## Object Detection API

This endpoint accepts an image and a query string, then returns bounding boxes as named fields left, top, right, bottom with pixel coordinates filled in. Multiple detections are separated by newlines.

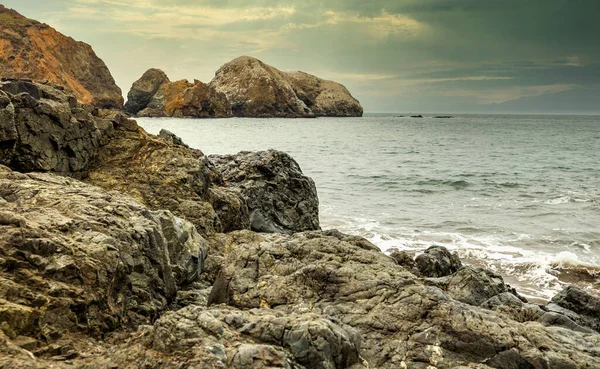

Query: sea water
left=138, top=114, right=600, bottom=301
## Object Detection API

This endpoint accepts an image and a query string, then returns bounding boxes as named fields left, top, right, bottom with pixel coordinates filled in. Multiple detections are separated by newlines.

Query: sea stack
left=124, top=69, right=232, bottom=118
left=209, top=56, right=363, bottom=118
left=0, top=5, right=123, bottom=109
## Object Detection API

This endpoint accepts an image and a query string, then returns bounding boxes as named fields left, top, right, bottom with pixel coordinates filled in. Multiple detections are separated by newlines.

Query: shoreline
left=1, top=79, right=600, bottom=368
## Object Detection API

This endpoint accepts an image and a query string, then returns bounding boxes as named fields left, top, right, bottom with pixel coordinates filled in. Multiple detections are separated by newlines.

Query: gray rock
left=549, top=285, right=600, bottom=333
left=209, top=150, right=320, bottom=233
left=158, top=129, right=189, bottom=148
left=0, top=80, right=103, bottom=178
left=415, top=246, right=462, bottom=277
left=0, top=165, right=206, bottom=339
left=124, top=68, right=169, bottom=114
left=445, top=266, right=517, bottom=306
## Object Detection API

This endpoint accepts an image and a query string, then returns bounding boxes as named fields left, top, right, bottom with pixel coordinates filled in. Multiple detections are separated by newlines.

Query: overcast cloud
left=3, top=0, right=599, bottom=113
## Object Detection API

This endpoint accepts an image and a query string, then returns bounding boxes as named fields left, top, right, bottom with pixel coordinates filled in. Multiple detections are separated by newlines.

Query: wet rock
left=209, top=150, right=320, bottom=233
left=414, top=245, right=462, bottom=277
left=548, top=285, right=600, bottom=333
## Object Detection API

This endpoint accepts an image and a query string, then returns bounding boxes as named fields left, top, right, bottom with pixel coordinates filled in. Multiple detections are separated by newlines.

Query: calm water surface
left=139, top=114, right=600, bottom=300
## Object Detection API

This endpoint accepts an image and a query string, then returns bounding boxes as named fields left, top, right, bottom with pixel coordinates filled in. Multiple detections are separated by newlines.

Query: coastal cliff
left=125, top=56, right=363, bottom=118
left=0, top=5, right=123, bottom=109
left=1, top=78, right=600, bottom=368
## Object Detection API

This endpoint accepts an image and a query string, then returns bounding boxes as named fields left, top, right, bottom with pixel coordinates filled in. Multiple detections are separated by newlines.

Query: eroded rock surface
left=125, top=69, right=232, bottom=118
left=210, top=150, right=320, bottom=233
left=209, top=56, right=362, bottom=118
left=0, top=5, right=123, bottom=108
left=207, top=231, right=600, bottom=368
left=0, top=78, right=250, bottom=235
left=0, top=165, right=206, bottom=341
left=285, top=71, right=364, bottom=117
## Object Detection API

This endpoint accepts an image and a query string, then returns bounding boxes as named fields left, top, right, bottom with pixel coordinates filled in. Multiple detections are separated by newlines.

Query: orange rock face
left=0, top=5, right=123, bottom=109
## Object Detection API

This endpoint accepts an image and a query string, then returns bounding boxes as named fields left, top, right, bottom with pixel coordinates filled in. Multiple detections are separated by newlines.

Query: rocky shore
left=1, top=78, right=600, bottom=368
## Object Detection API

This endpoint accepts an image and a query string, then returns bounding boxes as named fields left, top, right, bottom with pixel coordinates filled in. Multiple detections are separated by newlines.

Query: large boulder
left=547, top=286, right=600, bottom=333
left=209, top=56, right=363, bottom=118
left=125, top=69, right=232, bottom=118
left=0, top=78, right=250, bottom=236
left=209, top=150, right=320, bottom=233
left=414, top=245, right=462, bottom=277
left=210, top=56, right=313, bottom=118
left=0, top=165, right=207, bottom=340
left=123, top=68, right=169, bottom=114
left=0, top=80, right=102, bottom=178
left=0, top=5, right=123, bottom=109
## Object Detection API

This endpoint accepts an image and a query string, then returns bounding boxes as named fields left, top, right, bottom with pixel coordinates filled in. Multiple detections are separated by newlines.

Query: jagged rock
left=0, top=78, right=250, bottom=236
left=548, top=285, right=600, bottom=333
left=147, top=305, right=360, bottom=369
left=0, top=5, right=123, bottom=108
left=389, top=249, right=415, bottom=270
left=444, top=266, right=520, bottom=306
left=209, top=150, right=320, bottom=233
left=415, top=246, right=462, bottom=277
left=123, top=68, right=169, bottom=114
left=285, top=71, right=364, bottom=117
left=125, top=69, right=231, bottom=118
left=210, top=56, right=362, bottom=118
left=0, top=79, right=102, bottom=178
left=158, top=129, right=189, bottom=148
left=205, top=230, right=600, bottom=368
left=0, top=165, right=206, bottom=340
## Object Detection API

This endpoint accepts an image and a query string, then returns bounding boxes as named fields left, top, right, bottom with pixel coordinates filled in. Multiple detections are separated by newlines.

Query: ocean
left=138, top=114, right=600, bottom=301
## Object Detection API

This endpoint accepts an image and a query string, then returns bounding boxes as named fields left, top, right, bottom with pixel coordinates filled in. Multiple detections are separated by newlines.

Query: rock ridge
left=0, top=5, right=123, bottom=109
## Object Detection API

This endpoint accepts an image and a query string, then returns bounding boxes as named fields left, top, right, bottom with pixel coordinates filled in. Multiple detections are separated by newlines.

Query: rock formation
left=125, top=57, right=363, bottom=118
left=2, top=80, right=600, bottom=367
left=0, top=78, right=320, bottom=238
left=209, top=56, right=363, bottom=118
left=210, top=150, right=320, bottom=233
left=0, top=164, right=206, bottom=340
left=0, top=5, right=123, bottom=109
left=285, top=71, right=364, bottom=117
left=124, top=69, right=231, bottom=118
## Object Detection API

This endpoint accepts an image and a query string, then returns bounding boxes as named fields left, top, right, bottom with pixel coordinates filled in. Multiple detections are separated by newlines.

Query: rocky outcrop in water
left=210, top=150, right=320, bottom=233
left=209, top=56, right=363, bottom=118
left=124, top=68, right=232, bottom=118
left=125, top=57, right=363, bottom=118
left=285, top=71, right=364, bottom=117
left=0, top=5, right=123, bottom=109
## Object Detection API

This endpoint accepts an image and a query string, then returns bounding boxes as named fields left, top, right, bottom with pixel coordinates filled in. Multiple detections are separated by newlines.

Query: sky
left=3, top=0, right=600, bottom=113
